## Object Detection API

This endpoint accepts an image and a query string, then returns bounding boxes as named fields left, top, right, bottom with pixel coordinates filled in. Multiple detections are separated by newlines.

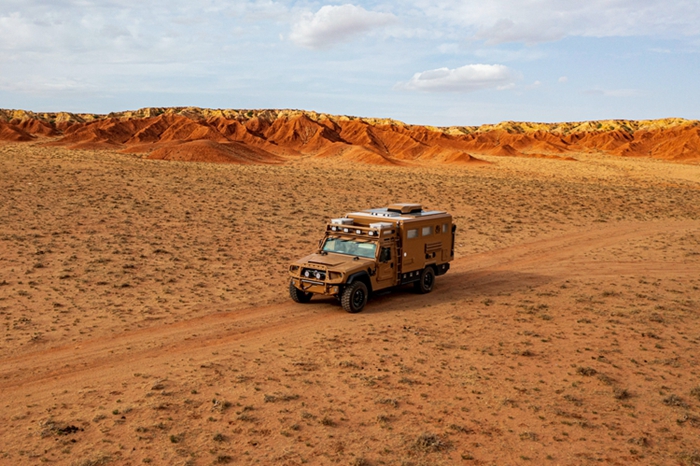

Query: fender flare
left=346, top=271, right=373, bottom=293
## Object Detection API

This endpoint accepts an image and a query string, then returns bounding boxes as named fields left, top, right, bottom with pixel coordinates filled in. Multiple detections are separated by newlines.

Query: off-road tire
left=289, top=280, right=313, bottom=303
left=414, top=267, right=435, bottom=294
left=341, top=281, right=368, bottom=313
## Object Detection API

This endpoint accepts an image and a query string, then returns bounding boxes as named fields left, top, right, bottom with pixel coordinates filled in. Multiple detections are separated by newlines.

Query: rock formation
left=1, top=107, right=698, bottom=164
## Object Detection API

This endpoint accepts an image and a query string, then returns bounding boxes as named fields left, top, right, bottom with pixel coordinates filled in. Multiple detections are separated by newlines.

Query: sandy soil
left=1, top=142, right=700, bottom=465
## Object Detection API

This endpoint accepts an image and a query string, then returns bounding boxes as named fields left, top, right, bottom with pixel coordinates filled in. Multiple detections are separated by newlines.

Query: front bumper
left=290, top=277, right=340, bottom=296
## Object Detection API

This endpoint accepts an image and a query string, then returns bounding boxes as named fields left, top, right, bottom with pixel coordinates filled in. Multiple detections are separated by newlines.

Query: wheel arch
left=422, top=263, right=439, bottom=277
left=346, top=271, right=373, bottom=294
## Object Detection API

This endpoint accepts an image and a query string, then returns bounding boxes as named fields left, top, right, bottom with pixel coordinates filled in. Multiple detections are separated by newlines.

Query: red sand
left=1, top=142, right=699, bottom=465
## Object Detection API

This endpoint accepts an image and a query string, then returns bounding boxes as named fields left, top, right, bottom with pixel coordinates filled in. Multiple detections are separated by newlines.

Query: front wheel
left=414, top=267, right=435, bottom=294
left=341, top=281, right=368, bottom=313
left=289, top=280, right=313, bottom=303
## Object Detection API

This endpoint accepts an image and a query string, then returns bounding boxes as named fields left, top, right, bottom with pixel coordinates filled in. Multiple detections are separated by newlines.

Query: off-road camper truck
left=288, top=203, right=455, bottom=313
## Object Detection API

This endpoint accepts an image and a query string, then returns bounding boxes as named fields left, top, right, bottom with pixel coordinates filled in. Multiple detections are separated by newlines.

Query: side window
left=442, top=223, right=448, bottom=234
left=407, top=229, right=418, bottom=239
left=380, top=247, right=391, bottom=262
left=421, top=226, right=432, bottom=236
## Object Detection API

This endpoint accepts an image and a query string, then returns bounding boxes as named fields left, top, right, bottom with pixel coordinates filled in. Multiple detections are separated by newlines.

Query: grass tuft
left=412, top=432, right=452, bottom=452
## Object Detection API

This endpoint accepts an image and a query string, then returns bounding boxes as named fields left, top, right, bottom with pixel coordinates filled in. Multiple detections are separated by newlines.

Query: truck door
left=376, top=241, right=397, bottom=285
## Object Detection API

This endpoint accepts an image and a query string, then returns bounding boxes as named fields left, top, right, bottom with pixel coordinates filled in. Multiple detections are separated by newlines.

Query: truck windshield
left=323, top=238, right=377, bottom=259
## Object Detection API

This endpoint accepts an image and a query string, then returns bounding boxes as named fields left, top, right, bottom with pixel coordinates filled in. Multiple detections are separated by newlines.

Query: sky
left=1, top=0, right=700, bottom=126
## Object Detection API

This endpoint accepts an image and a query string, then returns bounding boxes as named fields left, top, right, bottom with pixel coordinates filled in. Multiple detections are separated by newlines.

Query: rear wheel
left=414, top=267, right=435, bottom=294
left=289, top=280, right=312, bottom=303
left=341, top=281, right=368, bottom=313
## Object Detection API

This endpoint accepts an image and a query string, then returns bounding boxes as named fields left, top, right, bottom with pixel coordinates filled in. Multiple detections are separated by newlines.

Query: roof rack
left=326, top=221, right=396, bottom=237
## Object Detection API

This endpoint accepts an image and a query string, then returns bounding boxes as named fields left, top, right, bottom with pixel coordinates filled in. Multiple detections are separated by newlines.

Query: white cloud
left=474, top=17, right=566, bottom=44
left=583, top=88, right=640, bottom=97
left=0, top=76, right=89, bottom=94
left=437, top=43, right=460, bottom=54
left=0, top=11, right=42, bottom=50
left=407, top=0, right=700, bottom=44
left=289, top=4, right=396, bottom=49
left=471, top=46, right=546, bottom=62
left=397, top=64, right=518, bottom=92
left=558, top=76, right=569, bottom=83
left=0, top=1, right=289, bottom=59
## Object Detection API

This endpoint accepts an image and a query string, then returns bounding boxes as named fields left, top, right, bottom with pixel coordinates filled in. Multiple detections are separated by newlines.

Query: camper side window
left=407, top=229, right=418, bottom=239
left=442, top=223, right=448, bottom=234
left=421, top=226, right=432, bottom=236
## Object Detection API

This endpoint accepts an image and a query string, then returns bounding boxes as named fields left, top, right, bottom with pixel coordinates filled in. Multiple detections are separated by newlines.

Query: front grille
left=302, top=268, right=326, bottom=281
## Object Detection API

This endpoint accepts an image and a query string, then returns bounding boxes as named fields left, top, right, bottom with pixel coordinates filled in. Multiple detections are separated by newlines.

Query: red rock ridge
left=1, top=107, right=698, bottom=165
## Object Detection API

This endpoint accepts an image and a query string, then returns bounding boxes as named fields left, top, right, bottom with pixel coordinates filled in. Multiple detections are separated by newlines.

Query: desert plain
left=1, top=109, right=700, bottom=466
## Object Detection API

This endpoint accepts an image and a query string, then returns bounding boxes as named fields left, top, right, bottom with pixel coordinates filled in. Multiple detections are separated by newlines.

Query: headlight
left=301, top=268, right=326, bottom=280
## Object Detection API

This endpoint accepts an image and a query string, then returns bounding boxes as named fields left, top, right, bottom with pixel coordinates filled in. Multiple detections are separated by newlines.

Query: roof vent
left=387, top=203, right=422, bottom=214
